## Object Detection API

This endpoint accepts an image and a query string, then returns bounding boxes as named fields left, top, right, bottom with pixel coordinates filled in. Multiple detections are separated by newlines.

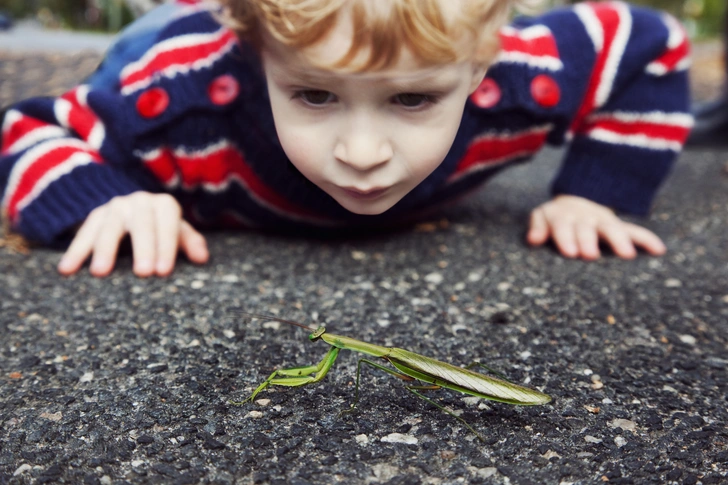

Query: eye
left=295, top=90, right=336, bottom=106
left=393, top=93, right=435, bottom=108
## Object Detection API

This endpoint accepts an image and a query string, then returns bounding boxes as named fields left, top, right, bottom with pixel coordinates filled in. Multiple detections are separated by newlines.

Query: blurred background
left=0, top=0, right=724, bottom=37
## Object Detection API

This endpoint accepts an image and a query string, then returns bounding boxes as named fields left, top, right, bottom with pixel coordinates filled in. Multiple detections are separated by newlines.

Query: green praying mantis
left=233, top=312, right=551, bottom=441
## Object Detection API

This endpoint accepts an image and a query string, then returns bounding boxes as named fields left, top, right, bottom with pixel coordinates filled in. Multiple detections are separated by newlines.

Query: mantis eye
left=309, top=326, right=326, bottom=341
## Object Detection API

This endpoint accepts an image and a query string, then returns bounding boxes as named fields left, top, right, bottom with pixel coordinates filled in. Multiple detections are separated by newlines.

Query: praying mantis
left=233, top=312, right=551, bottom=441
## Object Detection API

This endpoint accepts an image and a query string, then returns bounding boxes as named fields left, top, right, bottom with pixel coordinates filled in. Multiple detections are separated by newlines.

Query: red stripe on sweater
left=570, top=3, right=624, bottom=132
left=450, top=128, right=550, bottom=180
left=7, top=145, right=101, bottom=219
left=142, top=143, right=326, bottom=221
left=500, top=28, right=559, bottom=59
left=120, top=28, right=237, bottom=92
left=578, top=118, right=691, bottom=143
left=60, top=89, right=101, bottom=142
left=1, top=115, right=50, bottom=155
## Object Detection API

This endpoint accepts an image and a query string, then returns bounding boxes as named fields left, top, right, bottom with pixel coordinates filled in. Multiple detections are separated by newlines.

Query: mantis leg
left=231, top=346, right=340, bottom=404
left=406, top=388, right=486, bottom=443
left=339, top=358, right=415, bottom=416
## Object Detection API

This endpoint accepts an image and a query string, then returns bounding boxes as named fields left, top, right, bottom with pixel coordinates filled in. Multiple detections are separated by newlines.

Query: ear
left=468, top=63, right=489, bottom=94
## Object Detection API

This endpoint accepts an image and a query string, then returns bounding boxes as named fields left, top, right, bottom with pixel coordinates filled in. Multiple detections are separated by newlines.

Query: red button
left=208, top=74, right=240, bottom=106
left=530, top=74, right=560, bottom=108
left=136, top=87, right=169, bottom=118
left=470, top=78, right=501, bottom=109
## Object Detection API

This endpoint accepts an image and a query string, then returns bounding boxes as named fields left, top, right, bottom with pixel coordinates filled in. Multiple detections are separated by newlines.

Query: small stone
left=584, top=405, right=600, bottom=414
left=351, top=250, right=366, bottom=261
left=355, top=434, right=369, bottom=446
left=381, top=433, right=418, bottom=445
left=542, top=450, right=560, bottom=459
left=40, top=411, right=62, bottom=422
left=190, top=280, right=205, bottom=289
left=584, top=436, right=602, bottom=444
left=223, top=329, right=235, bottom=339
left=131, top=460, right=144, bottom=468
left=255, top=399, right=271, bottom=407
left=614, top=436, right=627, bottom=448
left=100, top=476, right=112, bottom=485
left=664, top=278, right=682, bottom=288
left=678, top=334, right=697, bottom=345
left=606, top=315, right=616, bottom=325
left=246, top=411, right=263, bottom=419
left=79, top=372, right=94, bottom=383
left=13, top=464, right=31, bottom=476
left=424, top=272, right=443, bottom=284
left=220, top=274, right=239, bottom=283
left=610, top=418, right=637, bottom=432
left=8, top=372, right=22, bottom=379
left=591, top=381, right=604, bottom=390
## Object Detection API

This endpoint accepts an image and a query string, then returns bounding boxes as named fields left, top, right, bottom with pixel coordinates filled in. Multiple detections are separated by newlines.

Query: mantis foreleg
left=231, top=346, right=341, bottom=404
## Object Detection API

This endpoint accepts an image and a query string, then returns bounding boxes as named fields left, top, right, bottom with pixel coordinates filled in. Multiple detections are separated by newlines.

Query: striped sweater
left=0, top=1, right=692, bottom=244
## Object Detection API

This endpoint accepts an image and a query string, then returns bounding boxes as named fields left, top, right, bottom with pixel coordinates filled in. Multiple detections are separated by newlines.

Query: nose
left=333, top=120, right=393, bottom=172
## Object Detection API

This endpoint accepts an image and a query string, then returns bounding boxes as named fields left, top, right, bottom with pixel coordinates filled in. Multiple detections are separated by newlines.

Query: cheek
left=268, top=98, right=327, bottom=179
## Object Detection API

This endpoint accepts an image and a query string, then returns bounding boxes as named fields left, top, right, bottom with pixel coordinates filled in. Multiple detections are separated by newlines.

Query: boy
left=0, top=0, right=692, bottom=278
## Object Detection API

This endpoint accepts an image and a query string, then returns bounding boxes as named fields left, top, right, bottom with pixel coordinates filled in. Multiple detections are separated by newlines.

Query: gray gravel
left=1, top=50, right=727, bottom=485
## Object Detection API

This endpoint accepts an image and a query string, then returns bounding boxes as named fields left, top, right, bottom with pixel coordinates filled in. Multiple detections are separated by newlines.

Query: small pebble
left=614, top=436, right=627, bottom=448
left=245, top=411, right=263, bottom=419
left=13, top=464, right=31, bottom=476
left=584, top=436, right=602, bottom=444
left=678, top=334, right=697, bottom=345
left=664, top=278, right=682, bottom=288
left=355, top=434, right=369, bottom=446
left=610, top=418, right=637, bottom=432
left=254, top=399, right=271, bottom=407
left=381, top=433, right=418, bottom=445
left=424, top=272, right=443, bottom=284
left=79, top=372, right=94, bottom=383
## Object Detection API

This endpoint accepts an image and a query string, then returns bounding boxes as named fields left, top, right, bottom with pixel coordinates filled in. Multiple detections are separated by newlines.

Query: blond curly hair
left=219, top=0, right=541, bottom=71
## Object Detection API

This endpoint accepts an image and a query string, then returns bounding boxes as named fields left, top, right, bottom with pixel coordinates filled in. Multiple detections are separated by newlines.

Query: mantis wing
left=388, top=348, right=551, bottom=405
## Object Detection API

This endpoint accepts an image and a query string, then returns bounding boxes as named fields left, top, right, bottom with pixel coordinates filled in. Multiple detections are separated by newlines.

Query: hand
left=527, top=195, right=666, bottom=260
left=57, top=191, right=209, bottom=277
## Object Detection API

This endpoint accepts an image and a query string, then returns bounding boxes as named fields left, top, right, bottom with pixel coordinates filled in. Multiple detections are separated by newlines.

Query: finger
left=89, top=212, right=127, bottom=277
left=58, top=210, right=104, bottom=275
left=153, top=196, right=182, bottom=276
left=128, top=196, right=157, bottom=277
left=550, top=220, right=579, bottom=258
left=599, top=222, right=637, bottom=259
left=179, top=221, right=209, bottom=265
left=527, top=208, right=550, bottom=246
left=624, top=223, right=667, bottom=256
left=575, top=224, right=601, bottom=260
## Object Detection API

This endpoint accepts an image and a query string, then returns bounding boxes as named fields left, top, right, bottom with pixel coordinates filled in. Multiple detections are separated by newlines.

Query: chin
left=336, top=197, right=397, bottom=216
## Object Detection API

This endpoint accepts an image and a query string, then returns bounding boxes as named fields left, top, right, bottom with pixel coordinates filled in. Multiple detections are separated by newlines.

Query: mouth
left=341, top=186, right=389, bottom=200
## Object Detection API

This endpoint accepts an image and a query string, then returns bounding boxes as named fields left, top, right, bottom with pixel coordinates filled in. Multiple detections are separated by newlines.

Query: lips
left=341, top=186, right=389, bottom=200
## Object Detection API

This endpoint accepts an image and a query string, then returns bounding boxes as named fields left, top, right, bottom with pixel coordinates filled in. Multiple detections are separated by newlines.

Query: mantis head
left=309, top=326, right=327, bottom=341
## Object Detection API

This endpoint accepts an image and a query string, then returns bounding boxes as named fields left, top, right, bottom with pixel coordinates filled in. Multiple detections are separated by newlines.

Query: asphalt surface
left=1, top=43, right=727, bottom=485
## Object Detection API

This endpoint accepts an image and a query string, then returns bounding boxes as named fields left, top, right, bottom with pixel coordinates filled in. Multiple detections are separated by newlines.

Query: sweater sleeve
left=550, top=2, right=693, bottom=215
left=0, top=86, right=149, bottom=244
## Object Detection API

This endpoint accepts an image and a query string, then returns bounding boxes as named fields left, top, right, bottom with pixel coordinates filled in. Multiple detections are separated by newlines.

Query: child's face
left=261, top=13, right=486, bottom=215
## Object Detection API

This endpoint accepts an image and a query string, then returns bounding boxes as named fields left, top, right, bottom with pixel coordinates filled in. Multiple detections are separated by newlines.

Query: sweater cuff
left=552, top=138, right=676, bottom=216
left=16, top=163, right=143, bottom=245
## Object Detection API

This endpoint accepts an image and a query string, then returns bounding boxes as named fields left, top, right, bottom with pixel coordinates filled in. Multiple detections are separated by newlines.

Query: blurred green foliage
left=0, top=0, right=133, bottom=31
left=628, top=0, right=725, bottom=38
